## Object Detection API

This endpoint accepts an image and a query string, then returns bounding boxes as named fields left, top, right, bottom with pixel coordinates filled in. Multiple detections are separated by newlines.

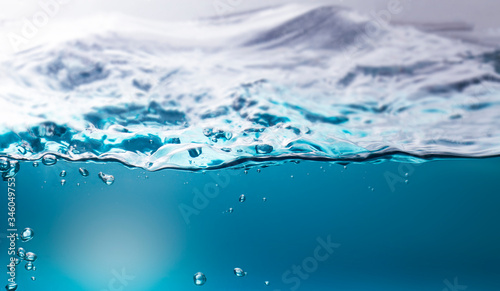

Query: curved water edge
left=1, top=4, right=499, bottom=171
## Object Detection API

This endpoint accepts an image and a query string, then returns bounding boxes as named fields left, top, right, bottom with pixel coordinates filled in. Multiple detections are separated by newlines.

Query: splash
left=0, top=5, right=499, bottom=170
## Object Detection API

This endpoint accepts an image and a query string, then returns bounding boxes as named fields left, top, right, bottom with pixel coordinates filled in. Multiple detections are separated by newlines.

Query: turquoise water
left=1, top=3, right=500, bottom=290
left=2, top=157, right=500, bottom=290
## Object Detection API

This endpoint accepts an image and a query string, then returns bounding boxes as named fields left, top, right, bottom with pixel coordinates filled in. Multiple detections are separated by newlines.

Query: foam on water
left=1, top=4, right=499, bottom=170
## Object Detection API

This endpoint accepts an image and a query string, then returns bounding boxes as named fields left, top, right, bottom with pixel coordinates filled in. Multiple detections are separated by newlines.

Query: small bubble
left=5, top=282, right=17, bottom=291
left=291, top=175, right=294, bottom=178
left=14, top=258, right=20, bottom=265
left=193, top=272, right=207, bottom=286
left=344, top=166, right=347, bottom=170
left=61, top=179, right=66, bottom=186
left=79, top=168, right=89, bottom=177
left=405, top=173, right=409, bottom=177
left=98, top=172, right=115, bottom=185
left=234, top=267, right=246, bottom=277
left=0, top=157, right=10, bottom=172
left=257, top=169, right=261, bottom=173
left=20, top=228, right=34, bottom=242
left=262, top=197, right=267, bottom=202
left=25, top=262, right=33, bottom=271
left=32, top=162, right=39, bottom=167
left=239, top=194, right=246, bottom=203
left=264, top=281, right=270, bottom=286
left=2, top=160, right=19, bottom=179
left=405, top=180, right=409, bottom=184
left=25, top=252, right=37, bottom=262
left=76, top=183, right=80, bottom=186
left=31, top=277, right=36, bottom=281
left=227, top=208, right=233, bottom=213
left=17, top=247, right=26, bottom=258
left=244, top=170, right=248, bottom=174
left=255, top=144, right=273, bottom=154
left=60, top=170, right=66, bottom=177
left=41, top=154, right=57, bottom=166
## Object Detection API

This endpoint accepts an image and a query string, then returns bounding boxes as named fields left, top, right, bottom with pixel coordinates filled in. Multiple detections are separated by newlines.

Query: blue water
left=2, top=157, right=500, bottom=290
left=1, top=3, right=500, bottom=290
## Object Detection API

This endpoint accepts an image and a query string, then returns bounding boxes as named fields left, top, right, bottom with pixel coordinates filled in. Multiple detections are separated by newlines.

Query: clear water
left=2, top=157, right=500, bottom=290
left=1, top=3, right=500, bottom=291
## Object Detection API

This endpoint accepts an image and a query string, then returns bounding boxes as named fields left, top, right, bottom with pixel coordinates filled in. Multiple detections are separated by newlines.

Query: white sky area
left=0, top=0, right=499, bottom=55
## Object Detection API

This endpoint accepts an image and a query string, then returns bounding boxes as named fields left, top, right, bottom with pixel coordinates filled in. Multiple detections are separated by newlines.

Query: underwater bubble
left=0, top=157, right=10, bottom=172
left=14, top=258, right=20, bottom=265
left=31, top=277, right=36, bottom=281
left=405, top=180, right=409, bottom=184
left=98, top=172, right=115, bottom=185
left=32, top=265, right=36, bottom=271
left=79, top=167, right=89, bottom=177
left=5, top=282, right=17, bottom=291
left=262, top=197, right=267, bottom=202
left=32, top=162, right=39, bottom=167
left=227, top=207, right=233, bottom=213
left=20, top=228, right=34, bottom=242
left=265, top=281, right=270, bottom=286
left=41, top=154, right=57, bottom=166
left=60, top=170, right=66, bottom=177
left=239, top=194, right=246, bottom=203
left=17, top=247, right=26, bottom=258
left=257, top=169, right=261, bottom=173
left=405, top=173, right=409, bottom=177
left=244, top=170, right=248, bottom=174
left=60, top=179, right=66, bottom=186
left=255, top=144, right=273, bottom=154
left=25, top=252, right=37, bottom=262
left=2, top=160, right=20, bottom=179
left=25, top=262, right=33, bottom=270
left=234, top=267, right=246, bottom=277
left=193, top=272, right=206, bottom=286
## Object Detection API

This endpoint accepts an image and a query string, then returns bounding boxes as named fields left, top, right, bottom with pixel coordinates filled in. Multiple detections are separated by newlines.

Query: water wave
left=1, top=4, right=499, bottom=170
